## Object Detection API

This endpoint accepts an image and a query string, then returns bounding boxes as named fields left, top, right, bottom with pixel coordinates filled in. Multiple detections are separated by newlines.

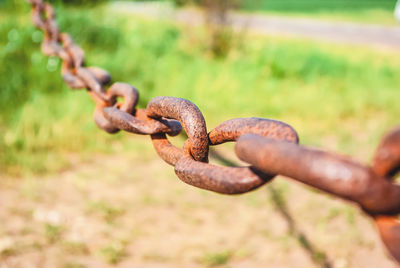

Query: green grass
left=44, top=223, right=63, bottom=243
left=98, top=241, right=127, bottom=264
left=201, top=250, right=233, bottom=266
left=87, top=200, right=125, bottom=224
left=242, top=0, right=396, bottom=12
left=1, top=3, right=400, bottom=176
left=243, top=9, right=398, bottom=25
left=241, top=0, right=398, bottom=25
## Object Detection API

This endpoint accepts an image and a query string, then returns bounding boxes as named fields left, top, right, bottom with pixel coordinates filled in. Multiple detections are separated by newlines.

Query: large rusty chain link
left=27, top=0, right=400, bottom=263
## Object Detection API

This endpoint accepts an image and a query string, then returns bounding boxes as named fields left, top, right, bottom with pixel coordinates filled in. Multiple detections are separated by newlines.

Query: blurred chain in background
left=27, top=0, right=400, bottom=263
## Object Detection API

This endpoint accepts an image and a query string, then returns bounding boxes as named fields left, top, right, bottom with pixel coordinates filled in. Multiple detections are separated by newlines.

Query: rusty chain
left=27, top=0, right=400, bottom=263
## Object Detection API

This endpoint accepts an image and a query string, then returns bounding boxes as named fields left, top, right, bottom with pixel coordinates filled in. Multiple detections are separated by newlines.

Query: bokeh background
left=1, top=0, right=400, bottom=267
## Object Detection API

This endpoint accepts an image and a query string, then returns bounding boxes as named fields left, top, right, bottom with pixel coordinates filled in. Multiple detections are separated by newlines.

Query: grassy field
left=1, top=3, right=400, bottom=176
left=241, top=0, right=398, bottom=25
left=1, top=2, right=400, bottom=267
left=242, top=0, right=397, bottom=11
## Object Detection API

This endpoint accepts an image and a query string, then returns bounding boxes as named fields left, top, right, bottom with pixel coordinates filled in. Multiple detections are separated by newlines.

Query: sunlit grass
left=98, top=241, right=127, bottom=265
left=243, top=9, right=398, bottom=25
left=1, top=4, right=400, bottom=176
left=241, top=0, right=397, bottom=25
left=201, top=250, right=233, bottom=266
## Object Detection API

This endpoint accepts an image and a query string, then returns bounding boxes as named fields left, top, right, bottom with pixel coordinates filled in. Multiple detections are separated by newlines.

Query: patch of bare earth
left=0, top=137, right=397, bottom=267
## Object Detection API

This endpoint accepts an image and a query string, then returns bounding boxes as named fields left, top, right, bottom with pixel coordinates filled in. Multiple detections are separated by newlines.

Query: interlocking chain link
left=27, top=0, right=400, bottom=263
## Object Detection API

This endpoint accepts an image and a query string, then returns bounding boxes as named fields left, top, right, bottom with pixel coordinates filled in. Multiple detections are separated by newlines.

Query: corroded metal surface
left=208, top=117, right=299, bottom=145
left=175, top=155, right=274, bottom=194
left=371, top=133, right=400, bottom=263
left=151, top=133, right=187, bottom=166
left=373, top=127, right=400, bottom=178
left=235, top=132, right=400, bottom=261
left=375, top=216, right=400, bottom=262
left=174, top=118, right=299, bottom=194
left=27, top=0, right=400, bottom=264
left=147, top=96, right=209, bottom=163
left=235, top=134, right=400, bottom=215
left=103, top=108, right=182, bottom=136
left=93, top=82, right=139, bottom=133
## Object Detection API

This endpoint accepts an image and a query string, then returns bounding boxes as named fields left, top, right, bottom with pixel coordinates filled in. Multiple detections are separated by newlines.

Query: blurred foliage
left=240, top=0, right=398, bottom=24
left=1, top=3, right=400, bottom=177
left=0, top=2, right=121, bottom=121
left=166, top=0, right=396, bottom=12
left=167, top=0, right=397, bottom=25
left=241, top=0, right=396, bottom=12
left=201, top=250, right=232, bottom=266
left=51, top=0, right=109, bottom=6
left=165, top=0, right=397, bottom=11
left=0, top=2, right=124, bottom=176
left=0, top=0, right=108, bottom=9
left=201, top=0, right=242, bottom=57
left=170, top=0, right=194, bottom=7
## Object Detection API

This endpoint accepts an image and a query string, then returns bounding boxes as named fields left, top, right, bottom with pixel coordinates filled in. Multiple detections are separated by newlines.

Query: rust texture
left=371, top=132, right=400, bottom=264
left=373, top=127, right=400, bottom=178
left=235, top=134, right=400, bottom=215
left=209, top=117, right=299, bottom=145
left=235, top=132, right=400, bottom=261
left=175, top=155, right=274, bottom=194
left=174, top=118, right=299, bottom=194
left=151, top=133, right=186, bottom=166
left=147, top=96, right=209, bottom=163
left=103, top=108, right=182, bottom=136
left=375, top=216, right=400, bottom=262
left=93, top=82, right=139, bottom=133
left=27, top=0, right=400, bottom=264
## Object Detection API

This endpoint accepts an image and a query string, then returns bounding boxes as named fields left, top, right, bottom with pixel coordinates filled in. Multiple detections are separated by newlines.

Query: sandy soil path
left=0, top=137, right=397, bottom=267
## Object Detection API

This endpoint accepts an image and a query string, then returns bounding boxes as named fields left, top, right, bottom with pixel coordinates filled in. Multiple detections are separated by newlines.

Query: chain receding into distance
left=27, top=0, right=400, bottom=263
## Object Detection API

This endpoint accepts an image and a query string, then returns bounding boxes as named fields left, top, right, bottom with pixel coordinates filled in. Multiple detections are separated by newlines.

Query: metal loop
left=60, top=33, right=85, bottom=69
left=372, top=126, right=400, bottom=179
left=58, top=34, right=109, bottom=95
left=374, top=216, right=400, bottom=263
left=43, top=3, right=55, bottom=19
left=175, top=155, right=274, bottom=194
left=235, top=134, right=400, bottom=215
left=62, top=64, right=111, bottom=90
left=43, top=3, right=58, bottom=41
left=41, top=38, right=69, bottom=59
left=371, top=126, right=400, bottom=263
left=62, top=72, right=86, bottom=89
left=151, top=133, right=187, bottom=166
left=76, top=67, right=108, bottom=101
left=87, top=67, right=111, bottom=86
left=61, top=58, right=87, bottom=89
left=174, top=118, right=298, bottom=194
left=147, top=96, right=209, bottom=163
left=93, top=83, right=138, bottom=134
left=31, top=4, right=46, bottom=29
left=59, top=33, right=74, bottom=48
left=107, top=82, right=138, bottom=113
left=103, top=108, right=182, bottom=136
left=209, top=117, right=299, bottom=145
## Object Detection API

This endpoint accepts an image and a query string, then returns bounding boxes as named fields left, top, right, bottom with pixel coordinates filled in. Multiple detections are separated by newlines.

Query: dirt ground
left=0, top=137, right=398, bottom=268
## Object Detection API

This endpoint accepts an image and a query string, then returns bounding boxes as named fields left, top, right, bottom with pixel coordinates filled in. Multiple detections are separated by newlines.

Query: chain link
left=27, top=0, right=400, bottom=263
